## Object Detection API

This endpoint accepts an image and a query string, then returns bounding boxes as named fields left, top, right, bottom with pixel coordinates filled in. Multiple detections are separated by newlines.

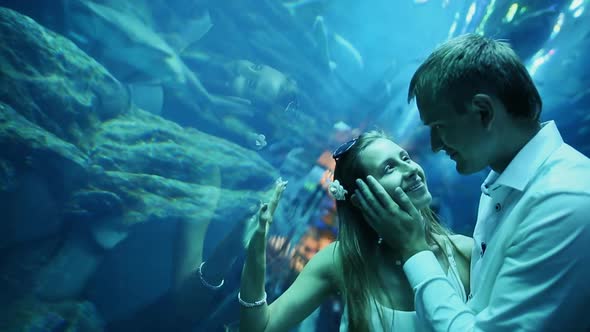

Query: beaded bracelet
left=197, top=261, right=224, bottom=290
left=238, top=291, right=267, bottom=308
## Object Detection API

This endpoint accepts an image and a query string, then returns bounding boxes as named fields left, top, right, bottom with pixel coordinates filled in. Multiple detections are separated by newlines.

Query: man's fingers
left=355, top=178, right=380, bottom=211
left=365, top=176, right=399, bottom=211
left=393, top=187, right=421, bottom=219
left=354, top=189, right=379, bottom=227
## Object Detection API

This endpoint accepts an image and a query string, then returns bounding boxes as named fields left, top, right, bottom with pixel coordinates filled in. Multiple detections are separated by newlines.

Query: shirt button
left=495, top=203, right=502, bottom=212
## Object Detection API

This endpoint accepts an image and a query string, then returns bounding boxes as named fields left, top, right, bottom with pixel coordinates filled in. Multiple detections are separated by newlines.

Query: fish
left=490, top=3, right=566, bottom=60
left=64, top=0, right=186, bottom=85
left=247, top=133, right=267, bottom=150
left=158, top=5, right=214, bottom=54
left=333, top=33, right=364, bottom=69
left=64, top=0, right=247, bottom=112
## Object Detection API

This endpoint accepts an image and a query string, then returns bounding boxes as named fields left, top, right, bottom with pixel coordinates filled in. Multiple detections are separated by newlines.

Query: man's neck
left=491, top=121, right=541, bottom=173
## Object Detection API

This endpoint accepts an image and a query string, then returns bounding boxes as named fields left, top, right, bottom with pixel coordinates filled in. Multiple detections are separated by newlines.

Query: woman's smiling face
left=358, top=138, right=432, bottom=210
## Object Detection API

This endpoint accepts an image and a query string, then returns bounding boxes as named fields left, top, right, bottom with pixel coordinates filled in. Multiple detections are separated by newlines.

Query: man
left=353, top=33, right=590, bottom=331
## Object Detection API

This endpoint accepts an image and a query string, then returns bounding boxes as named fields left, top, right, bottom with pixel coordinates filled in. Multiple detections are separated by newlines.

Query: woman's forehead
left=359, top=139, right=404, bottom=167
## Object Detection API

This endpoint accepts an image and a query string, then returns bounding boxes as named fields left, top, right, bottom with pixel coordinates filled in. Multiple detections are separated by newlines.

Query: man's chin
left=456, top=162, right=485, bottom=175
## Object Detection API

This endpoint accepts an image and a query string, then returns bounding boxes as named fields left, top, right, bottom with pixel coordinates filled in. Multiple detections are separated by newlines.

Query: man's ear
left=471, top=94, right=495, bottom=130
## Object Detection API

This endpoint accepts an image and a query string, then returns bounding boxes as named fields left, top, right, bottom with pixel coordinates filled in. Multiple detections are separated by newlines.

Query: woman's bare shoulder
left=317, top=241, right=342, bottom=270
left=316, top=241, right=343, bottom=288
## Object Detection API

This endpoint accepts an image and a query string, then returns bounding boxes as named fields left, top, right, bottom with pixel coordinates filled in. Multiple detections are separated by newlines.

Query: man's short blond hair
left=408, top=33, right=541, bottom=121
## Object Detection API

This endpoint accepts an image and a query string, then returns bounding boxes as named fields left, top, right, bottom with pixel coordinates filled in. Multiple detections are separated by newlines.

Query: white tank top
left=339, top=241, right=467, bottom=332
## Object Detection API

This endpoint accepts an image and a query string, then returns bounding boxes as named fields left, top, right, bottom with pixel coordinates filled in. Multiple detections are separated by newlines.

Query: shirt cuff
left=403, top=250, right=446, bottom=289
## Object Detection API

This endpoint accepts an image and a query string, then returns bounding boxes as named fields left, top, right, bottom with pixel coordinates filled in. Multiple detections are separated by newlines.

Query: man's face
left=418, top=100, right=493, bottom=175
left=229, top=60, right=292, bottom=106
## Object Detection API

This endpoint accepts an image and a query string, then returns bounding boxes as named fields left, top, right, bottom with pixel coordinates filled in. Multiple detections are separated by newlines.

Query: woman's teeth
left=407, top=182, right=423, bottom=191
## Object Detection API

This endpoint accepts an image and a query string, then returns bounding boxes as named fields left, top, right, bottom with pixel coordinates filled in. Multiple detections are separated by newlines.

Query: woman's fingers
left=260, top=178, right=289, bottom=227
left=259, top=202, right=274, bottom=225
left=268, top=178, right=288, bottom=216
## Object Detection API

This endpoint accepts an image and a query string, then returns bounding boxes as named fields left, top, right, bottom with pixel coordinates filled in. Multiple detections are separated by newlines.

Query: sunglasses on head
left=332, top=138, right=358, bottom=160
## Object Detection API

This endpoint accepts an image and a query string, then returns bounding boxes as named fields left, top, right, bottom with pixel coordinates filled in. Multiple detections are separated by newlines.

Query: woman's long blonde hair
left=333, top=131, right=458, bottom=331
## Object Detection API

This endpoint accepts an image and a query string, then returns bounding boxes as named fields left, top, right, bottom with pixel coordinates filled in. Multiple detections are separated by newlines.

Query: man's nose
left=430, top=132, right=444, bottom=153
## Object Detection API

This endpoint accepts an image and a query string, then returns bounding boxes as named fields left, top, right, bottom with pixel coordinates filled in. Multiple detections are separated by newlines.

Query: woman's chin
left=412, top=193, right=432, bottom=211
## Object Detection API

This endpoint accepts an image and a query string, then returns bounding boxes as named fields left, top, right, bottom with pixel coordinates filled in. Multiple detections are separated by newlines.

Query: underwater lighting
left=528, top=49, right=556, bottom=76
left=573, top=7, right=584, bottom=17
left=448, top=12, right=459, bottom=38
left=475, top=0, right=497, bottom=34
left=466, top=2, right=477, bottom=24
left=550, top=12, right=565, bottom=40
left=569, top=0, right=584, bottom=11
left=448, top=21, right=458, bottom=37
left=505, top=3, right=519, bottom=23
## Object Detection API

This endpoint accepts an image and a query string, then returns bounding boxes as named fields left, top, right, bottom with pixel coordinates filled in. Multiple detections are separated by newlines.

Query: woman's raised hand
left=258, top=177, right=288, bottom=232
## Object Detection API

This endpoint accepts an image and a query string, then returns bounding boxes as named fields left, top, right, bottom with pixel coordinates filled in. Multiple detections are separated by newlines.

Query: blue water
left=0, top=0, right=588, bottom=331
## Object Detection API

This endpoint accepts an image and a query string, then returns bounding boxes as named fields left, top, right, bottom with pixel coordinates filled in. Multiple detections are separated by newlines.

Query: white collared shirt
left=404, top=121, right=590, bottom=331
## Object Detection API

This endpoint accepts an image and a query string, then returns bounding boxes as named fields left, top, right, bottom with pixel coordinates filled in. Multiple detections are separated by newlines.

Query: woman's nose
left=403, top=164, right=419, bottom=178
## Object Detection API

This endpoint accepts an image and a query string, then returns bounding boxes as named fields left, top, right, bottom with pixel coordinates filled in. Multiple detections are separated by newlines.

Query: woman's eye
left=402, top=155, right=411, bottom=162
left=384, top=164, right=395, bottom=172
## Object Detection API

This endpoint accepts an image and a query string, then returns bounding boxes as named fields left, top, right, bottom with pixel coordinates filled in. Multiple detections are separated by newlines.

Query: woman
left=180, top=52, right=300, bottom=113
left=236, top=131, right=473, bottom=332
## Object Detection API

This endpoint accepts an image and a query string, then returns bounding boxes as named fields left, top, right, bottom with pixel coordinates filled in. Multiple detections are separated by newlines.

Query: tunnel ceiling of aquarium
left=3, top=0, right=589, bottom=154
left=1, top=1, right=589, bottom=330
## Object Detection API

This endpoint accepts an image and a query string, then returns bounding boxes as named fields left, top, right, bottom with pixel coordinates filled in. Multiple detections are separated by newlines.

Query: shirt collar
left=481, top=121, right=563, bottom=194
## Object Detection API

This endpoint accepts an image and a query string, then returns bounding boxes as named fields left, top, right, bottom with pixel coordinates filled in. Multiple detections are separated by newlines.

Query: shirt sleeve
left=404, top=251, right=474, bottom=332
left=404, top=193, right=590, bottom=332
